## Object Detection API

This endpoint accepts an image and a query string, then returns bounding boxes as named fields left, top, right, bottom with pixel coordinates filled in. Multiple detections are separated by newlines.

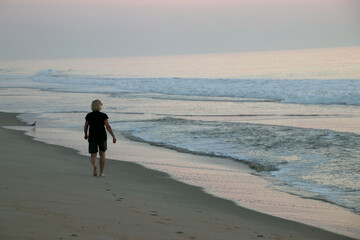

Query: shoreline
left=0, top=112, right=357, bottom=240
left=14, top=111, right=360, bottom=237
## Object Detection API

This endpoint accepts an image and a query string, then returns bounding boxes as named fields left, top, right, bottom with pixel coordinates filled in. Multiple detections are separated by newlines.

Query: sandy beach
left=0, top=112, right=356, bottom=240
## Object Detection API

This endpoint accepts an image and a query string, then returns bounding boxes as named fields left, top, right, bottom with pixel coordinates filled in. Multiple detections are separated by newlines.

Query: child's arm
left=105, top=119, right=117, bottom=143
left=84, top=120, right=89, bottom=140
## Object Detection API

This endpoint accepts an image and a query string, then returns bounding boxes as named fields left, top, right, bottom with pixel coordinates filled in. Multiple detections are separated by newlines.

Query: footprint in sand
left=150, top=210, right=159, bottom=216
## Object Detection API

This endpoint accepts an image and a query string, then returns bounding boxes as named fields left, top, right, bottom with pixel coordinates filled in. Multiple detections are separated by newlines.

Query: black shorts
left=88, top=141, right=107, bottom=154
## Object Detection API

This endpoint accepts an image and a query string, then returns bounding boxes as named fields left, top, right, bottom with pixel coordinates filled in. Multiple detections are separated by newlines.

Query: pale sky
left=0, top=0, right=359, bottom=60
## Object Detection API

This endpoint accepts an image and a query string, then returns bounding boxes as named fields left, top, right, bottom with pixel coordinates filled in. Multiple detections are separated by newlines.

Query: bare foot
left=93, top=166, right=98, bottom=176
left=100, top=173, right=105, bottom=177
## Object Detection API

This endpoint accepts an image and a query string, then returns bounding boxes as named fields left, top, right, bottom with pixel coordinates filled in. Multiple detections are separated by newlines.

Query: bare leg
left=91, top=153, right=98, bottom=176
left=99, top=151, right=106, bottom=177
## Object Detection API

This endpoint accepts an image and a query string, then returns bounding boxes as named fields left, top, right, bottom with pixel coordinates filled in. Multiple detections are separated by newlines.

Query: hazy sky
left=0, top=0, right=359, bottom=60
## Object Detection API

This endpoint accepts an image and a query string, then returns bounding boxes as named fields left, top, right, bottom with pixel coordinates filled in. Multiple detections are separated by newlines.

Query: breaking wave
left=31, top=69, right=360, bottom=105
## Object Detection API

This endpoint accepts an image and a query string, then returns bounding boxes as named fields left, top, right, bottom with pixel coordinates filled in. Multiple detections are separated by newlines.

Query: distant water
left=30, top=70, right=360, bottom=105
left=0, top=47, right=360, bottom=218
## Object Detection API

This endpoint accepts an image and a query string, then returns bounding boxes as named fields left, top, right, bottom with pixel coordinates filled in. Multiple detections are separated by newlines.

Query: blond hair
left=91, top=99, right=103, bottom=112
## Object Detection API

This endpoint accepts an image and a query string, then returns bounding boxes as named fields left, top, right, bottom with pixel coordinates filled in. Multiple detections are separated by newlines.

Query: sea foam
left=31, top=69, right=360, bottom=105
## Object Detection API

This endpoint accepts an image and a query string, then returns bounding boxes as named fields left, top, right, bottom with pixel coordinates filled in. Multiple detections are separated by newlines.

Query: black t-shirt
left=85, top=111, right=109, bottom=141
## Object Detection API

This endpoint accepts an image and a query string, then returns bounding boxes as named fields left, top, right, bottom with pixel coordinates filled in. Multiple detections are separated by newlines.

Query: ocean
left=1, top=47, right=360, bottom=237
